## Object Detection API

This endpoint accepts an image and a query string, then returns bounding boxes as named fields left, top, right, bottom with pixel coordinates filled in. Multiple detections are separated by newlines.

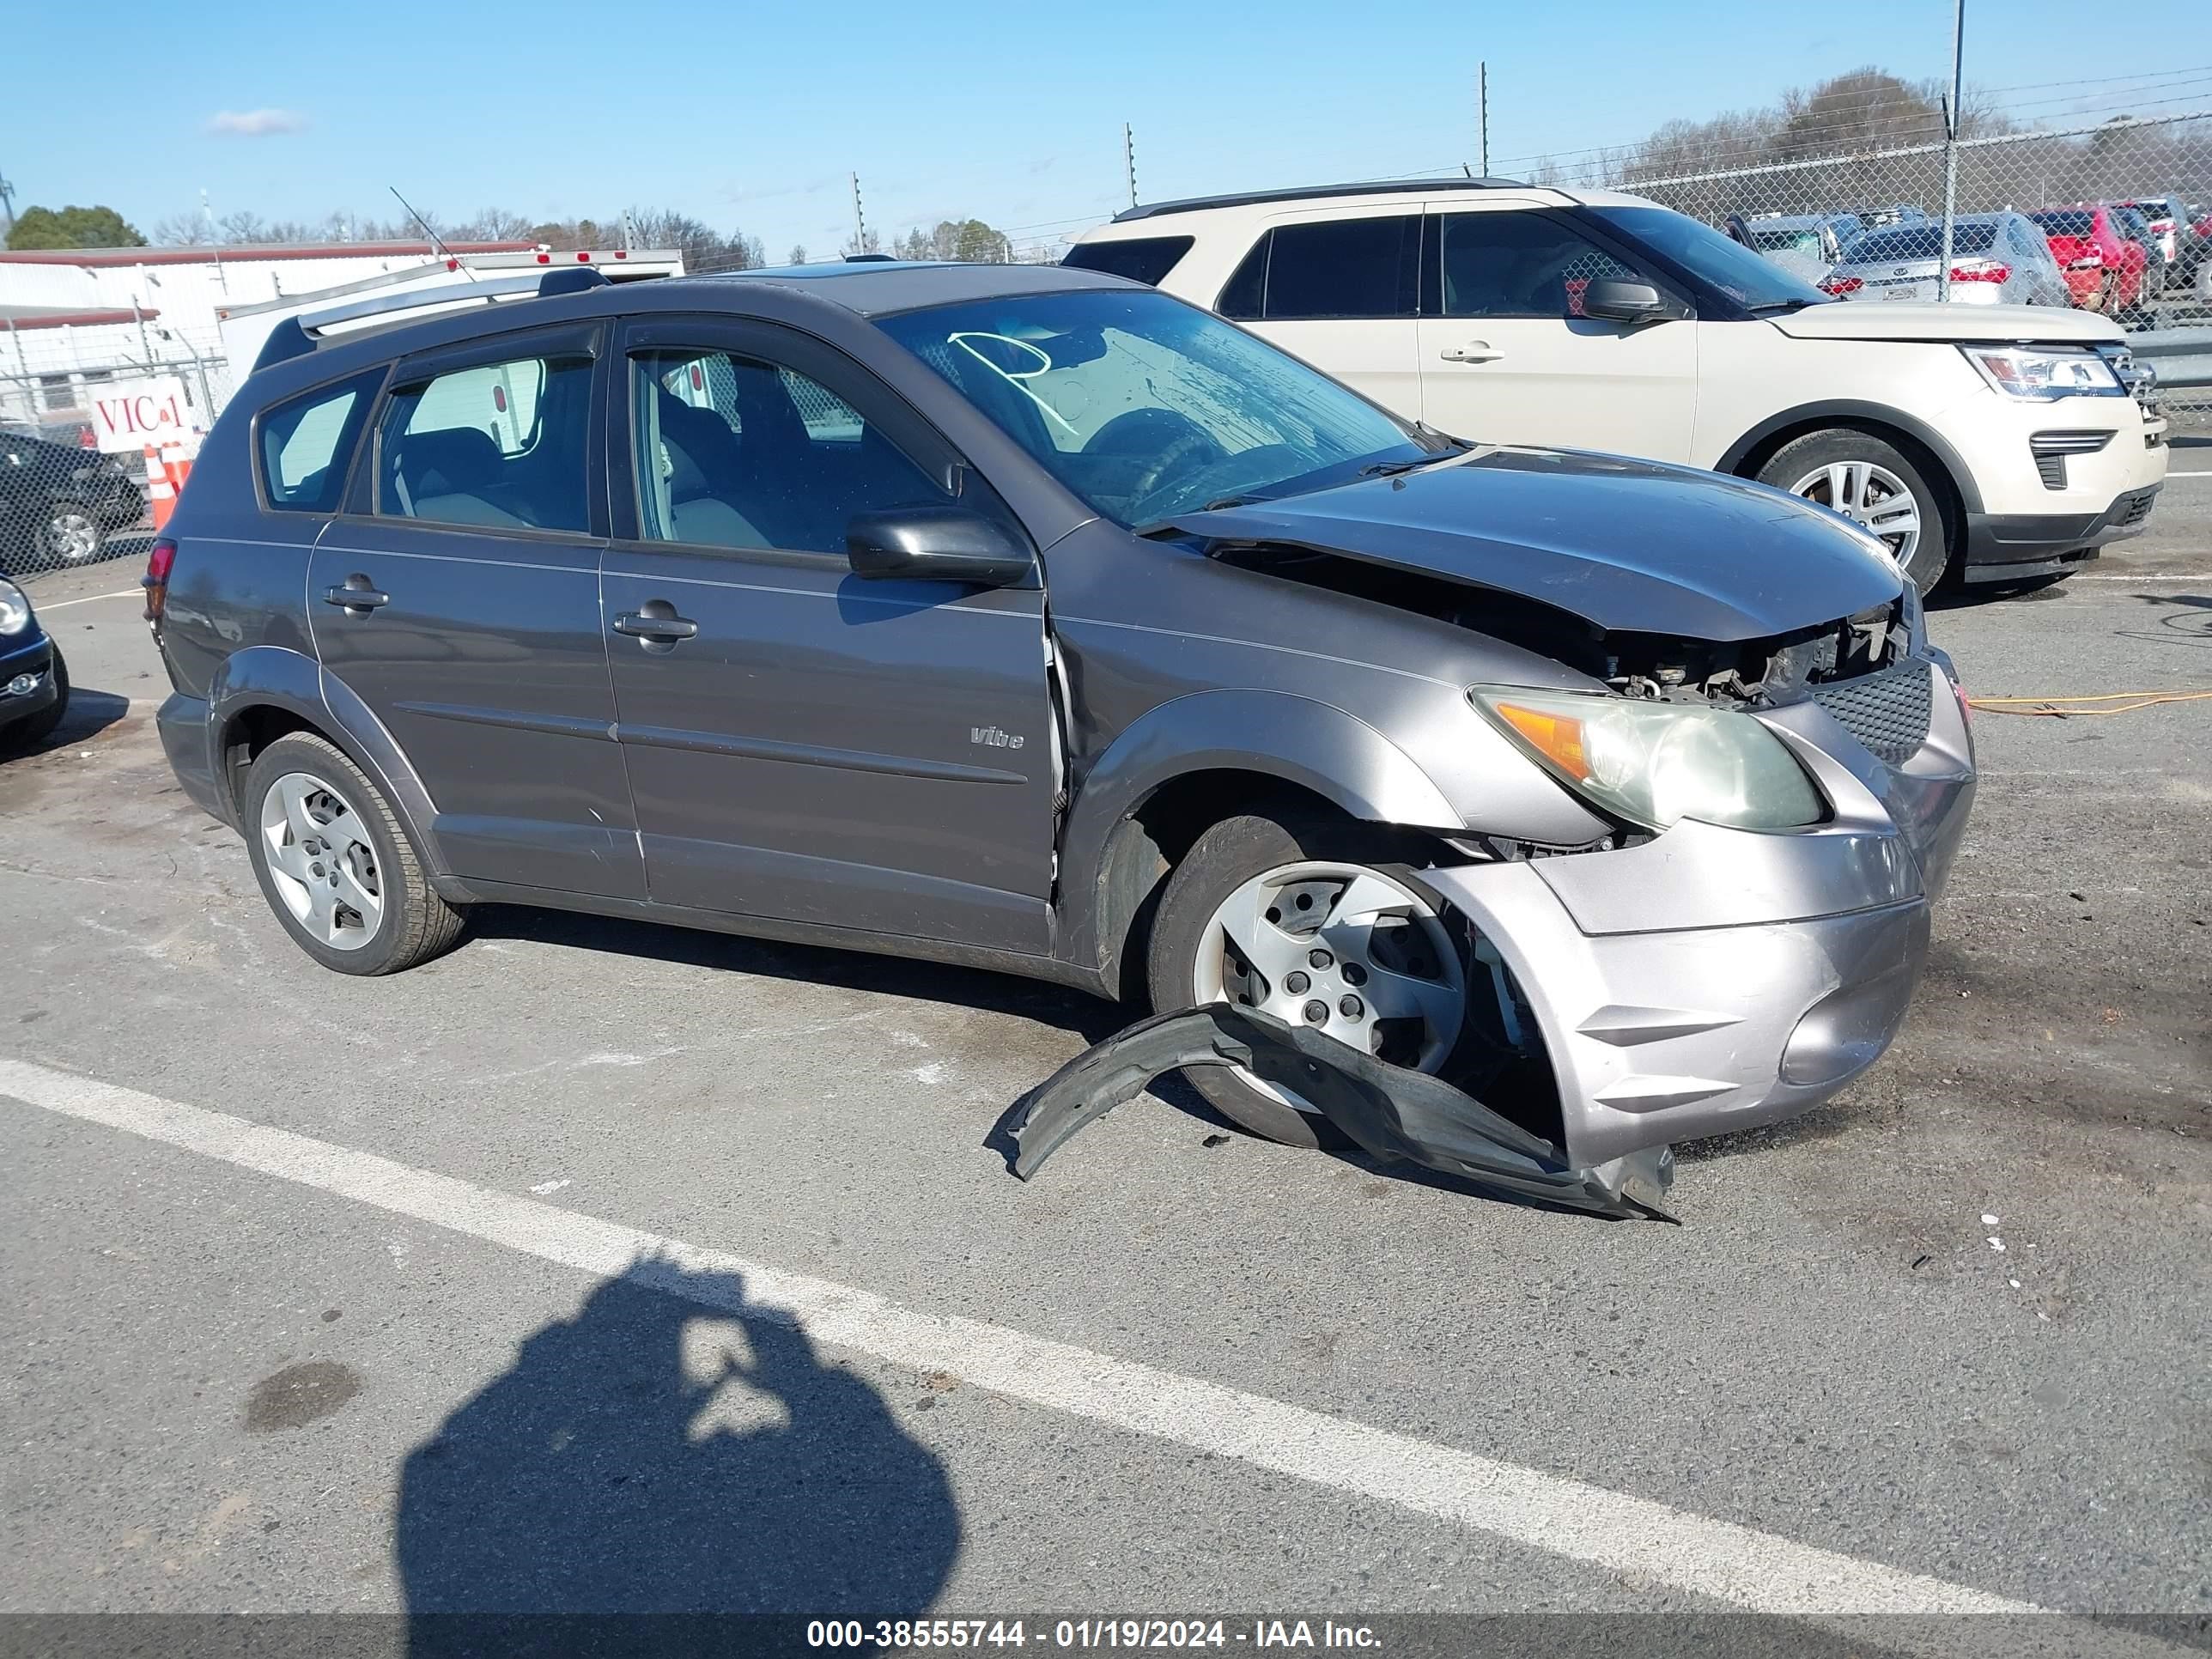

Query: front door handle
left=322, top=578, right=390, bottom=614
left=612, top=605, right=699, bottom=647
left=1438, top=342, right=1504, bottom=363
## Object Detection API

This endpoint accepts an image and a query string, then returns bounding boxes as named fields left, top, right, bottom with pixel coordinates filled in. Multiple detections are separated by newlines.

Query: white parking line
left=31, top=588, right=141, bottom=610
left=2163, top=470, right=2212, bottom=478
left=0, top=1055, right=2183, bottom=1652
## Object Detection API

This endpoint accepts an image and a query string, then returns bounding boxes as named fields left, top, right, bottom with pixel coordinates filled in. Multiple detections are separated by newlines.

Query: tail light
left=77, top=428, right=96, bottom=450
left=143, top=537, right=176, bottom=635
left=1820, top=275, right=1863, bottom=295
left=1949, top=261, right=2010, bottom=283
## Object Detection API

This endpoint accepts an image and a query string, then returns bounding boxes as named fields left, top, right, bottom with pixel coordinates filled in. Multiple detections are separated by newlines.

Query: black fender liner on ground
left=1008, top=1005, right=1675, bottom=1222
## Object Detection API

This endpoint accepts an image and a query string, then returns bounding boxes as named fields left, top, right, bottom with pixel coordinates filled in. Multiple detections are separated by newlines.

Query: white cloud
left=206, top=108, right=307, bottom=137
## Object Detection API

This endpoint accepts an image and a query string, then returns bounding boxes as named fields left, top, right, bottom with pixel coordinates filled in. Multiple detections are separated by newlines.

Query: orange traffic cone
left=160, top=439, right=192, bottom=499
left=146, top=444, right=175, bottom=530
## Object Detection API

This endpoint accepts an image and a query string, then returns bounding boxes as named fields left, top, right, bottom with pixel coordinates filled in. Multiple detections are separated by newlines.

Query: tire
left=1144, top=805, right=1467, bottom=1148
left=242, top=731, right=465, bottom=975
left=43, top=504, right=102, bottom=568
left=0, top=646, right=68, bottom=754
left=1757, top=428, right=1951, bottom=592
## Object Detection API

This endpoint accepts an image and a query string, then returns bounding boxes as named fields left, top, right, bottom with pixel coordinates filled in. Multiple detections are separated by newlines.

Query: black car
left=0, top=427, right=146, bottom=574
left=0, top=574, right=69, bottom=752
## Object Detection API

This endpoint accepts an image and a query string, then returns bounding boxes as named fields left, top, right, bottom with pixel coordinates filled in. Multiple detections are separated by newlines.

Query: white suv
left=1066, top=180, right=2169, bottom=590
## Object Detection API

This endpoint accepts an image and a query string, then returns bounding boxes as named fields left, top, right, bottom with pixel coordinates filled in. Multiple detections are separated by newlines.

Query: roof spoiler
left=251, top=266, right=611, bottom=374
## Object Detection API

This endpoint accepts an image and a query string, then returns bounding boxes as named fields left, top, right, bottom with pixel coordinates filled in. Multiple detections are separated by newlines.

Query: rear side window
left=258, top=370, right=380, bottom=513
left=1218, top=217, right=1420, bottom=320
left=377, top=353, right=592, bottom=533
left=1060, top=235, right=1195, bottom=287
left=1437, top=212, right=1646, bottom=318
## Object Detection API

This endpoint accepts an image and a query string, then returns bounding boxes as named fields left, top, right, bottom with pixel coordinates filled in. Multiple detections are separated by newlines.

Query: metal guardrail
left=2131, top=327, right=2212, bottom=392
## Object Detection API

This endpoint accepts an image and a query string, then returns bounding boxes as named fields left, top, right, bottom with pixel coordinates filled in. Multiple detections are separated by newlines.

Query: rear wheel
left=242, top=732, right=465, bottom=975
left=1145, top=807, right=1468, bottom=1147
left=43, top=505, right=101, bottom=567
left=1759, top=428, right=1950, bottom=592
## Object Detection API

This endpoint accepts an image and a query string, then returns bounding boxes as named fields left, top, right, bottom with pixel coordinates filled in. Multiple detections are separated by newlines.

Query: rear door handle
left=1438, top=342, right=1504, bottom=363
left=613, top=610, right=699, bottom=643
left=322, top=579, right=390, bottom=613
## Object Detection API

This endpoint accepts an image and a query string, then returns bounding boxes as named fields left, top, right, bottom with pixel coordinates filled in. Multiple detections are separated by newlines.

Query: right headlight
left=1471, top=687, right=1826, bottom=832
left=1960, top=343, right=2124, bottom=399
left=0, top=578, right=30, bottom=637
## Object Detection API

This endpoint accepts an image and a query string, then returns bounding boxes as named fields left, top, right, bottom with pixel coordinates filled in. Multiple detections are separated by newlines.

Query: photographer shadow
left=398, top=1261, right=959, bottom=1655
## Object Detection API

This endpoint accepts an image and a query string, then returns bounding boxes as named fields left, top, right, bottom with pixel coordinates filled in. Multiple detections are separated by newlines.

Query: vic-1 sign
left=91, top=376, right=192, bottom=454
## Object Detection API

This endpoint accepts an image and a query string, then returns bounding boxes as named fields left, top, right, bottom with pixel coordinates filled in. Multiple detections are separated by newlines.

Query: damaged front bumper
left=1012, top=1003, right=1677, bottom=1220
left=1014, top=659, right=1974, bottom=1212
left=1433, top=654, right=1976, bottom=1170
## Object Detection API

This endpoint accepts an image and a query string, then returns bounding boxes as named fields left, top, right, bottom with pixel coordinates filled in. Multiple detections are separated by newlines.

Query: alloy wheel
left=1192, top=860, right=1465, bottom=1109
left=1788, top=459, right=1923, bottom=567
left=259, top=771, right=385, bottom=950
left=45, top=509, right=99, bottom=564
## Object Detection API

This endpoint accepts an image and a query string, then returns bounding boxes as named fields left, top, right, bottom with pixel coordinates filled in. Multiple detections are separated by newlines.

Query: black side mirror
left=847, top=505, right=1032, bottom=586
left=1582, top=279, right=1685, bottom=326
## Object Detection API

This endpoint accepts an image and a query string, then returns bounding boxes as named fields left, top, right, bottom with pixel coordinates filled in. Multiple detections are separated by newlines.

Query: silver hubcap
left=1789, top=459, right=1922, bottom=566
left=1193, top=860, right=1466, bottom=1110
left=259, top=771, right=384, bottom=950
left=46, top=511, right=98, bottom=562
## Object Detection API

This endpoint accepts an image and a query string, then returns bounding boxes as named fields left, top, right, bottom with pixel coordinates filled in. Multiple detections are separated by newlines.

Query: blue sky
left=8, top=0, right=2209, bottom=255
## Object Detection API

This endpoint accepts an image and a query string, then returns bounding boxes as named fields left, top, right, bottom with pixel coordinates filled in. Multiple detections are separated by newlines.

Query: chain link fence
left=0, top=315, right=231, bottom=577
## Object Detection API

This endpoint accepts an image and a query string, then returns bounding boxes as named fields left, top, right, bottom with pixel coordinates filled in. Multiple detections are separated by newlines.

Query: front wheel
left=1759, top=428, right=1951, bottom=591
left=1145, top=807, right=1469, bottom=1147
left=243, top=732, right=465, bottom=975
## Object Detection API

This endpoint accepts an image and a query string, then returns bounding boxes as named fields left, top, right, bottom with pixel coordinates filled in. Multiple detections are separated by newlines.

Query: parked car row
left=1735, top=197, right=2208, bottom=314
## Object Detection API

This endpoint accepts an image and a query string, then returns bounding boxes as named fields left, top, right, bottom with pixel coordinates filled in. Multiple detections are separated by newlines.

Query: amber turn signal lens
left=1491, top=701, right=1591, bottom=781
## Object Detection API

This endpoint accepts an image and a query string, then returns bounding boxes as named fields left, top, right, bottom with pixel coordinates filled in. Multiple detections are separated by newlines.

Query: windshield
left=876, top=288, right=1437, bottom=526
left=1845, top=223, right=2000, bottom=261
left=2028, top=210, right=2094, bottom=238
left=1589, top=207, right=1831, bottom=309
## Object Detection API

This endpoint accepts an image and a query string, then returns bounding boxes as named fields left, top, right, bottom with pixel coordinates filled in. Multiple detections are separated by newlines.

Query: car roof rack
left=251, top=266, right=609, bottom=374
left=1111, top=176, right=1530, bottom=222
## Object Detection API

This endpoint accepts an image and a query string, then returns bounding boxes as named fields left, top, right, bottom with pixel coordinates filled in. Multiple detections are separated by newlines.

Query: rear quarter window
left=257, top=369, right=383, bottom=513
left=1060, top=236, right=1195, bottom=287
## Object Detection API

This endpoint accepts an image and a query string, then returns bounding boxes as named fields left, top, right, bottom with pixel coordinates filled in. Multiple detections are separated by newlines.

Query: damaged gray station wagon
left=148, top=259, right=1975, bottom=1206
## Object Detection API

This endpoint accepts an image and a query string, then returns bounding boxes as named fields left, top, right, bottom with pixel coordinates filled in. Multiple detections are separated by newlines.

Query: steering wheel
left=1084, top=410, right=1228, bottom=516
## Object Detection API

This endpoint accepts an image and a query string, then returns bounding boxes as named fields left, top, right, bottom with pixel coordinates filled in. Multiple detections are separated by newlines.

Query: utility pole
left=850, top=172, right=869, bottom=252
left=0, top=169, right=15, bottom=236
left=1938, top=0, right=1965, bottom=300
left=1478, top=64, right=1490, bottom=178
left=1124, top=123, right=1139, bottom=210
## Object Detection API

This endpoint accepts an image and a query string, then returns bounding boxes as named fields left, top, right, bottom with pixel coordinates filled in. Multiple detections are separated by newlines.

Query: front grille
left=1810, top=660, right=1933, bottom=764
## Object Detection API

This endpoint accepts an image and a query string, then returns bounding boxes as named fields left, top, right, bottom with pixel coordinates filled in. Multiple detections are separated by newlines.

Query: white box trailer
left=216, top=247, right=685, bottom=386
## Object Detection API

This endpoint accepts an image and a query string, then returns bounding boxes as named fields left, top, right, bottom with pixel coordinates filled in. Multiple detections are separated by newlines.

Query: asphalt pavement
left=3, top=471, right=2208, bottom=1654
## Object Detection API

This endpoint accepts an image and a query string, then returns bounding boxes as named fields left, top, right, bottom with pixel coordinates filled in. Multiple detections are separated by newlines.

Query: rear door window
left=376, top=352, right=593, bottom=533
left=1218, top=216, right=1420, bottom=320
left=258, top=370, right=382, bottom=512
left=1437, top=212, right=1646, bottom=318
